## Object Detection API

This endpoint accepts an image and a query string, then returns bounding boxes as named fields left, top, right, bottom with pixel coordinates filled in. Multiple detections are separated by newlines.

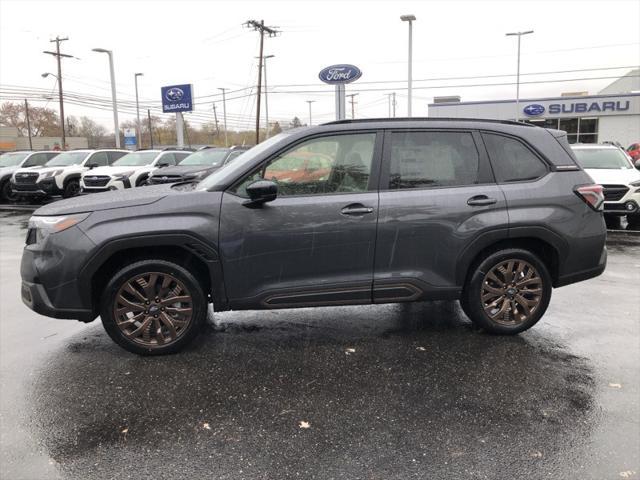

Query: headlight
left=114, top=170, right=135, bottom=181
left=39, top=169, right=64, bottom=180
left=27, top=213, right=90, bottom=244
left=184, top=170, right=208, bottom=180
left=629, top=179, right=640, bottom=187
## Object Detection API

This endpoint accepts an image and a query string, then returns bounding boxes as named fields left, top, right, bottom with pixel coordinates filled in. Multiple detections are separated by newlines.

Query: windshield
left=198, top=134, right=290, bottom=190
left=46, top=151, right=89, bottom=166
left=572, top=148, right=633, bottom=169
left=113, top=151, right=159, bottom=166
left=179, top=149, right=230, bottom=166
left=0, top=152, right=29, bottom=167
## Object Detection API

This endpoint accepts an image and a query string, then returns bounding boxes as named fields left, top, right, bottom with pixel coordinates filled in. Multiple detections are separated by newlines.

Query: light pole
left=217, top=88, right=228, bottom=146
left=92, top=48, right=120, bottom=147
left=41, top=72, right=63, bottom=144
left=505, top=30, right=534, bottom=122
left=400, top=14, right=416, bottom=117
left=306, top=100, right=315, bottom=125
left=134, top=72, right=143, bottom=148
left=257, top=55, right=275, bottom=138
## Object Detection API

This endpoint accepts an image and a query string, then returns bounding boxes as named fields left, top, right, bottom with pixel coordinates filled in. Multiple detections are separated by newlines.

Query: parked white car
left=81, top=149, right=191, bottom=192
left=11, top=149, right=127, bottom=199
left=0, top=150, right=59, bottom=201
left=572, top=144, right=640, bottom=228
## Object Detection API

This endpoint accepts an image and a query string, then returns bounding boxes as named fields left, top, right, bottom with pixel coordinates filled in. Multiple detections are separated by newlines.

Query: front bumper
left=603, top=188, right=640, bottom=216
left=11, top=178, right=63, bottom=196
left=20, top=225, right=97, bottom=322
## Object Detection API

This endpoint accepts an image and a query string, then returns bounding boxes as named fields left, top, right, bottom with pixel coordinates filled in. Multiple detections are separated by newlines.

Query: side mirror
left=157, top=162, right=169, bottom=168
left=635, top=159, right=640, bottom=170
left=244, top=180, right=278, bottom=207
left=87, top=163, right=98, bottom=169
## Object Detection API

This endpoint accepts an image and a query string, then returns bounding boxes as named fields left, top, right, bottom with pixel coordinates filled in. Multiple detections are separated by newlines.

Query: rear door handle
left=467, top=195, right=497, bottom=206
left=341, top=204, right=374, bottom=215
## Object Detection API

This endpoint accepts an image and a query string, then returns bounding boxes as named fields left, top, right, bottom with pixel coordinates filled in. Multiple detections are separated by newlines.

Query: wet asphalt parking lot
left=0, top=208, right=639, bottom=480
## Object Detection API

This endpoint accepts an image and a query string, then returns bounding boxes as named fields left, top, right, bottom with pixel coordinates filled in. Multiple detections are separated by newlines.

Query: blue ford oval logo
left=523, top=104, right=545, bottom=116
left=318, top=64, right=362, bottom=84
left=165, top=87, right=184, bottom=102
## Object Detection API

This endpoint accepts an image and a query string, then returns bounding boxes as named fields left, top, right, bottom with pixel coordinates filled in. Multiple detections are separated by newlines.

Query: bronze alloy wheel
left=113, top=272, right=193, bottom=347
left=480, top=259, right=544, bottom=326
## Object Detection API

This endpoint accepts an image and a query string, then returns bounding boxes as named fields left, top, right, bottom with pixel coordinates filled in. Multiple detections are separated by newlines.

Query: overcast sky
left=1, top=0, right=639, bottom=133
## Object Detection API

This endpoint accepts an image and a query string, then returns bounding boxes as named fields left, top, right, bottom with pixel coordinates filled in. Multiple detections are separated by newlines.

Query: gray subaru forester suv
left=21, top=119, right=607, bottom=355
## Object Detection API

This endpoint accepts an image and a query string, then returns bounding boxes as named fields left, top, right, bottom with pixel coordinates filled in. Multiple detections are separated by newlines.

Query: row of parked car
left=0, top=146, right=249, bottom=202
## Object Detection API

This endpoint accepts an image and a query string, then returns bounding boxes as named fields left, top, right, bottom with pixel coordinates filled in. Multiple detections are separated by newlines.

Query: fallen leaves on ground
left=299, top=420, right=311, bottom=429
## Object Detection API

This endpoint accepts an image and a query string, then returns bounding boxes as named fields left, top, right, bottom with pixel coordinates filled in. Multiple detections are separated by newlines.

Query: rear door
left=219, top=131, right=382, bottom=309
left=373, top=129, right=508, bottom=301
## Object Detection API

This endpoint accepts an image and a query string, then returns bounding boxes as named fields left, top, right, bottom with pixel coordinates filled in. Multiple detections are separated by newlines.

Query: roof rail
left=321, top=117, right=536, bottom=127
left=162, top=146, right=196, bottom=151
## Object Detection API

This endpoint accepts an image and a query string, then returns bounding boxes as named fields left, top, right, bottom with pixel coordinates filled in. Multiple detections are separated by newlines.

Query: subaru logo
left=165, top=87, right=184, bottom=102
left=88, top=177, right=97, bottom=181
left=318, top=64, right=362, bottom=85
left=161, top=176, right=168, bottom=181
left=523, top=104, right=545, bottom=116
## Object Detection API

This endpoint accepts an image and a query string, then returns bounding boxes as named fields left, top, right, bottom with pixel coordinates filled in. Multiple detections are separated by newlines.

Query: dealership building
left=428, top=69, right=640, bottom=146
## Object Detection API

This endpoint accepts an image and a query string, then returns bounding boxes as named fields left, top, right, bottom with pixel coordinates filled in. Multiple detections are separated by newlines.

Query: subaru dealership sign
left=161, top=84, right=194, bottom=113
left=318, top=64, right=362, bottom=85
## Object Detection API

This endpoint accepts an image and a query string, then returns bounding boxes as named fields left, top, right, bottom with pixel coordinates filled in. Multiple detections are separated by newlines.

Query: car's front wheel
left=62, top=179, right=80, bottom=198
left=462, top=249, right=552, bottom=334
left=0, top=179, right=17, bottom=203
left=100, top=259, right=207, bottom=355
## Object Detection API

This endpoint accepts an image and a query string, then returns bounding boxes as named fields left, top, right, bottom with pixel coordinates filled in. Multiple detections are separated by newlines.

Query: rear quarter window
left=482, top=133, right=547, bottom=183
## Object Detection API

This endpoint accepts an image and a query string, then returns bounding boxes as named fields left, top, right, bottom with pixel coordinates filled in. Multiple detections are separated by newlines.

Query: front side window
left=232, top=133, right=376, bottom=197
left=482, top=133, right=547, bottom=183
left=24, top=153, right=53, bottom=167
left=388, top=131, right=480, bottom=189
left=88, top=152, right=109, bottom=167
left=158, top=153, right=178, bottom=165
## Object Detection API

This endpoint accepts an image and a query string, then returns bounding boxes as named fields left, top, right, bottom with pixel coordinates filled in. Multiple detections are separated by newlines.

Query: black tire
left=461, top=248, right=552, bottom=335
left=100, top=259, right=208, bottom=355
left=1, top=179, right=17, bottom=203
left=627, top=214, right=640, bottom=230
left=62, top=179, right=80, bottom=198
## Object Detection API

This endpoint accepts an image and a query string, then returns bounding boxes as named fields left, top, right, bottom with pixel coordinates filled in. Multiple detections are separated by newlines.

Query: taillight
left=575, top=184, right=604, bottom=211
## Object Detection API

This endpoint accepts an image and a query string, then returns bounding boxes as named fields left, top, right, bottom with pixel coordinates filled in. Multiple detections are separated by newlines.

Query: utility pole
left=506, top=30, right=534, bottom=122
left=245, top=20, right=279, bottom=144
left=257, top=54, right=275, bottom=138
left=134, top=73, right=143, bottom=147
left=346, top=93, right=359, bottom=119
left=212, top=103, right=220, bottom=142
left=392, top=92, right=396, bottom=117
left=306, top=100, right=315, bottom=126
left=24, top=99, right=33, bottom=150
left=147, top=109, right=154, bottom=149
left=43, top=36, right=70, bottom=149
left=400, top=15, right=416, bottom=117
left=217, top=88, right=228, bottom=146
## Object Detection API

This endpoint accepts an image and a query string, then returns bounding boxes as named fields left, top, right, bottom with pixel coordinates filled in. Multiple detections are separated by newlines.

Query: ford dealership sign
left=161, top=84, right=193, bottom=113
left=318, top=64, right=362, bottom=84
left=523, top=104, right=545, bottom=116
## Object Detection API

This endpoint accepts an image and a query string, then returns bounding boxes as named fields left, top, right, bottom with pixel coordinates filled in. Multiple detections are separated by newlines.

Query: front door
left=373, top=129, right=509, bottom=301
left=219, top=131, right=382, bottom=309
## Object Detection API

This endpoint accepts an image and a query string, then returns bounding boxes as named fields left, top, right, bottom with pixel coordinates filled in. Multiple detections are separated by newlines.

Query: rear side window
left=482, top=133, right=547, bottom=183
left=388, top=131, right=480, bottom=189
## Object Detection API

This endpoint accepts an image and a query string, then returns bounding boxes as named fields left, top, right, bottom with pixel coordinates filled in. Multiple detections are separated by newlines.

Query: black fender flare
left=63, top=173, right=81, bottom=189
left=77, top=232, right=227, bottom=312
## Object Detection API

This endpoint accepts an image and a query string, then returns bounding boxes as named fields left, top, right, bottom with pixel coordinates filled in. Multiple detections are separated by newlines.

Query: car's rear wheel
left=0, top=180, right=17, bottom=203
left=100, top=259, right=207, bottom=355
left=62, top=179, right=80, bottom=198
left=462, top=249, right=552, bottom=334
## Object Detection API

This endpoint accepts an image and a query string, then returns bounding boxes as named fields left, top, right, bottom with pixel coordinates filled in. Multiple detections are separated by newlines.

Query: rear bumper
left=555, top=245, right=607, bottom=287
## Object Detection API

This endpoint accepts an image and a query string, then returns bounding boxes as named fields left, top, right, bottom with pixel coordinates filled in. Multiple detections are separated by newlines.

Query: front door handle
left=341, top=204, right=374, bottom=215
left=467, top=195, right=497, bottom=206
